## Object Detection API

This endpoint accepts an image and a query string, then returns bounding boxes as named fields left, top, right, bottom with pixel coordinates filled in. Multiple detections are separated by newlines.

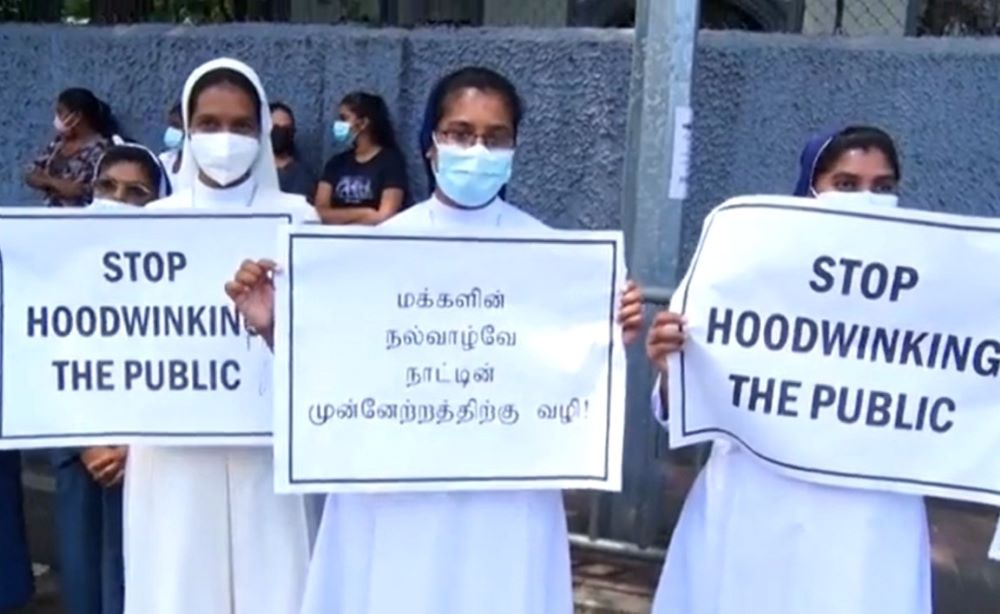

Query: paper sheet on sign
left=0, top=208, right=293, bottom=449
left=669, top=195, right=1000, bottom=508
left=273, top=225, right=627, bottom=493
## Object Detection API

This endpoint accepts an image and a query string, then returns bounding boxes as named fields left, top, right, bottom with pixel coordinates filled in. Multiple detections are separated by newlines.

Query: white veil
left=99, top=135, right=172, bottom=198
left=175, top=57, right=280, bottom=198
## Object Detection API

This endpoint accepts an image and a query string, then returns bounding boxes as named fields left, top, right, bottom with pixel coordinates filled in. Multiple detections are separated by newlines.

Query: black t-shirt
left=278, top=159, right=318, bottom=203
left=321, top=148, right=407, bottom=209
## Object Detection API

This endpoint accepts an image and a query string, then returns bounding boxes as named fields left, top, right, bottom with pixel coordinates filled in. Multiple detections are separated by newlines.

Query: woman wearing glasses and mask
left=226, top=66, right=611, bottom=614
left=92, top=140, right=170, bottom=208
left=48, top=142, right=169, bottom=614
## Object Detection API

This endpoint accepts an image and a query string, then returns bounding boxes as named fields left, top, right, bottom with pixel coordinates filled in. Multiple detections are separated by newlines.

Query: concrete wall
left=0, top=24, right=631, bottom=233
left=4, top=26, right=1000, bottom=267
left=684, top=33, right=1000, bottom=265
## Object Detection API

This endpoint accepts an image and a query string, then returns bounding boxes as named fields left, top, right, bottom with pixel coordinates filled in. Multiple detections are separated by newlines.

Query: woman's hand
left=45, top=176, right=86, bottom=200
left=617, top=280, right=644, bottom=345
left=647, top=310, right=687, bottom=373
left=80, top=446, right=127, bottom=488
left=225, top=259, right=277, bottom=345
left=25, top=169, right=54, bottom=191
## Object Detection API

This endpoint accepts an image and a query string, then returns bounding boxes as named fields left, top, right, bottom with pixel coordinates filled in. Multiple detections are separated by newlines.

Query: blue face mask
left=331, top=121, right=354, bottom=146
left=433, top=141, right=514, bottom=209
left=163, top=127, right=184, bottom=151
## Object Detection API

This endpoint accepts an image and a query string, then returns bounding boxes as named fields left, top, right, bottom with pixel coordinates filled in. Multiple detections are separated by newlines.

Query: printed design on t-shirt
left=335, top=175, right=375, bottom=205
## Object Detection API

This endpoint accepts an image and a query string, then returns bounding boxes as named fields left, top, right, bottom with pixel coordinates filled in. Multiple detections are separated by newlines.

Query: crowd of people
left=0, top=53, right=924, bottom=614
left=21, top=82, right=410, bottom=223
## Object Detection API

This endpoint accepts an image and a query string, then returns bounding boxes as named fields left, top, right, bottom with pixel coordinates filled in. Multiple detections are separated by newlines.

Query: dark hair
left=814, top=126, right=901, bottom=182
left=187, top=68, right=261, bottom=126
left=340, top=92, right=398, bottom=151
left=418, top=67, right=523, bottom=198
left=269, top=101, right=295, bottom=124
left=268, top=101, right=298, bottom=157
left=97, top=144, right=167, bottom=196
left=58, top=88, right=120, bottom=139
left=168, top=102, right=182, bottom=117
left=431, top=67, right=522, bottom=138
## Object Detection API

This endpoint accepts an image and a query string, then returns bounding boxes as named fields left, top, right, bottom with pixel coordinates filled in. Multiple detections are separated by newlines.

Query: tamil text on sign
left=274, top=225, right=626, bottom=493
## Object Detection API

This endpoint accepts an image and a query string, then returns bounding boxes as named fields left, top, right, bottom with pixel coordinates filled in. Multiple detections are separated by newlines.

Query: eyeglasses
left=94, top=177, right=154, bottom=204
left=435, top=129, right=515, bottom=151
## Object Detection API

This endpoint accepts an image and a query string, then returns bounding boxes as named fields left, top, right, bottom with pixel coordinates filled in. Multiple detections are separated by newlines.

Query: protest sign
left=274, top=225, right=626, bottom=493
left=0, top=208, right=293, bottom=448
left=669, top=195, right=1000, bottom=506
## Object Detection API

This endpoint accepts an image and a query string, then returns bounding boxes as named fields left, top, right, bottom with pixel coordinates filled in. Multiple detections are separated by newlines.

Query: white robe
left=299, top=197, right=575, bottom=614
left=158, top=150, right=183, bottom=193
left=649, top=379, right=932, bottom=614
left=123, top=178, right=318, bottom=614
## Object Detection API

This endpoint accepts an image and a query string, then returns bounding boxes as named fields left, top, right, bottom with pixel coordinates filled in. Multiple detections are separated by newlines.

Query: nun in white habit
left=123, top=58, right=317, bottom=614
left=299, top=68, right=573, bottom=614
left=89, top=137, right=171, bottom=209
left=226, top=66, right=589, bottom=614
left=302, top=68, right=573, bottom=614
left=641, top=127, right=931, bottom=614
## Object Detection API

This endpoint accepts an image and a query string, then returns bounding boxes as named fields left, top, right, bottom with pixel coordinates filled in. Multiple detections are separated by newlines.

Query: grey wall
left=4, top=25, right=1000, bottom=265
left=0, top=24, right=632, bottom=232
left=684, top=32, right=1000, bottom=266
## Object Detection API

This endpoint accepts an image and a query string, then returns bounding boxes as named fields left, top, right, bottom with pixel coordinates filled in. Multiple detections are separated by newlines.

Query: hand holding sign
left=81, top=446, right=127, bottom=487
left=647, top=311, right=686, bottom=372
left=224, top=259, right=277, bottom=345
left=616, top=280, right=644, bottom=346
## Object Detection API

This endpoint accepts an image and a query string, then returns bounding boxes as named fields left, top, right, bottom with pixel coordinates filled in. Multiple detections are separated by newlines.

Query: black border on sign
left=678, top=201, right=1000, bottom=497
left=287, top=232, right=620, bottom=486
left=0, top=211, right=292, bottom=442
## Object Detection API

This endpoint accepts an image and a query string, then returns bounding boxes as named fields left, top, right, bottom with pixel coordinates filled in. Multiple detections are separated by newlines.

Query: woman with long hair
left=25, top=87, right=118, bottom=207
left=314, top=91, right=407, bottom=225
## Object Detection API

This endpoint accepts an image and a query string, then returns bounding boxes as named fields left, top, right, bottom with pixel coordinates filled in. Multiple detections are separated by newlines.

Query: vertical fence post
left=603, top=0, right=700, bottom=548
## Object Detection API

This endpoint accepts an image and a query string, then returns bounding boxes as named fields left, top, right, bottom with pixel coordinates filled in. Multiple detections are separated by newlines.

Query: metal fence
left=1, top=0, right=983, bottom=33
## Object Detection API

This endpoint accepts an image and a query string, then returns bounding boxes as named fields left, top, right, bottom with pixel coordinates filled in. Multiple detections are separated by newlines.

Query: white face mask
left=89, top=197, right=132, bottom=210
left=815, top=190, right=899, bottom=209
left=53, top=115, right=70, bottom=134
left=188, top=132, right=260, bottom=187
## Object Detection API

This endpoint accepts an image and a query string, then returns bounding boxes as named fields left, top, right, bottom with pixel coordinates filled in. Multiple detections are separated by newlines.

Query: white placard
left=0, top=208, right=292, bottom=448
left=274, top=225, right=627, bottom=493
left=669, top=195, right=1000, bottom=506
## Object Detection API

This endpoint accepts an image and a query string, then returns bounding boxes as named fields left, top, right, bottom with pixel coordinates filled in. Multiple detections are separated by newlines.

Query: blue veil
left=793, top=128, right=842, bottom=197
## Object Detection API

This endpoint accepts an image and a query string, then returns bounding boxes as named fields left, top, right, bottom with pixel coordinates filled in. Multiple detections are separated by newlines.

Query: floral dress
left=29, top=135, right=108, bottom=207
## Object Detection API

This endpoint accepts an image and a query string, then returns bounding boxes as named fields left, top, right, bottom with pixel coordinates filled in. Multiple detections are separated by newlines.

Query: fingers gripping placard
left=274, top=226, right=627, bottom=493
